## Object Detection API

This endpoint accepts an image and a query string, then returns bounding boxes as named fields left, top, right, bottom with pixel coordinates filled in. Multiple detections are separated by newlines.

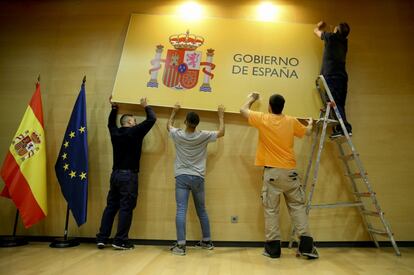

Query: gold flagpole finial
left=37, top=75, right=40, bottom=82
left=82, top=75, right=86, bottom=84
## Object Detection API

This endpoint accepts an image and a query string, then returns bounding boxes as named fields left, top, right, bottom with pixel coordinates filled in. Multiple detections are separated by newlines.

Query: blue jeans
left=175, top=174, right=211, bottom=244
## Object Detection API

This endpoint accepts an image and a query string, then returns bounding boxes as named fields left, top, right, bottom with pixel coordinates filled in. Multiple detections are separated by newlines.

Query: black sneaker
left=96, top=242, right=106, bottom=249
left=194, top=240, right=214, bottom=250
left=298, top=236, right=319, bottom=260
left=170, top=242, right=186, bottom=256
left=263, top=240, right=281, bottom=258
left=302, top=246, right=319, bottom=260
left=112, top=242, right=134, bottom=250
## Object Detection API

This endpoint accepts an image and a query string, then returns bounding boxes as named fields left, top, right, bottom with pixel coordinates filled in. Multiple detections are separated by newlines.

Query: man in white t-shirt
left=167, top=103, right=225, bottom=256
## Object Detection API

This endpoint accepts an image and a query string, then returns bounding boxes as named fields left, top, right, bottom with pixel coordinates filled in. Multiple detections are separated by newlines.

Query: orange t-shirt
left=248, top=111, right=306, bottom=169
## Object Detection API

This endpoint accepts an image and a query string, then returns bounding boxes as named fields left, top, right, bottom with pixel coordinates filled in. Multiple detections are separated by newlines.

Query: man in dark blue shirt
left=314, top=21, right=352, bottom=138
left=96, top=96, right=156, bottom=250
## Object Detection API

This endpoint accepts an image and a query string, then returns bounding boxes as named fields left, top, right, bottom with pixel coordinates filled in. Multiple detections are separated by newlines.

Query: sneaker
left=96, top=242, right=106, bottom=249
left=298, top=236, right=319, bottom=260
left=263, top=240, right=281, bottom=258
left=262, top=250, right=279, bottom=258
left=112, top=242, right=134, bottom=250
left=170, top=242, right=186, bottom=256
left=194, top=240, right=214, bottom=250
left=302, top=246, right=319, bottom=260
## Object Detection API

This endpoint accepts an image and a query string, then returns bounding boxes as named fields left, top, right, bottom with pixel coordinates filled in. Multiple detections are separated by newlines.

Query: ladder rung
left=310, top=202, right=363, bottom=209
left=368, top=227, right=389, bottom=236
left=346, top=172, right=368, bottom=179
left=354, top=192, right=376, bottom=197
left=317, top=118, right=338, bottom=124
left=362, top=210, right=382, bottom=217
left=338, top=153, right=359, bottom=161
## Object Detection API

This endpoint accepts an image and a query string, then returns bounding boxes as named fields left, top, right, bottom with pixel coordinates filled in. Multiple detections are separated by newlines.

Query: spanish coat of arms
left=147, top=30, right=216, bottom=92
left=12, top=130, right=42, bottom=161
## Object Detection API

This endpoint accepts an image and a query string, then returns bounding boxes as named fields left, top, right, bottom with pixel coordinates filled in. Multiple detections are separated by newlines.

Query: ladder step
left=368, top=227, right=389, bottom=236
left=362, top=210, right=382, bottom=217
left=346, top=172, right=368, bottom=179
left=310, top=202, right=363, bottom=209
left=317, top=118, right=338, bottom=124
left=354, top=192, right=376, bottom=197
left=339, top=153, right=359, bottom=161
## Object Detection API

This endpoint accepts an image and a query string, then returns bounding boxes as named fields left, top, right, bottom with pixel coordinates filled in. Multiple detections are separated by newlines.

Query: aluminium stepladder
left=289, top=75, right=401, bottom=256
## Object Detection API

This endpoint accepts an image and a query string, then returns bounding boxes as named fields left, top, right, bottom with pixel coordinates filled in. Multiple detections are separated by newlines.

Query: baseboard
left=1, top=236, right=413, bottom=248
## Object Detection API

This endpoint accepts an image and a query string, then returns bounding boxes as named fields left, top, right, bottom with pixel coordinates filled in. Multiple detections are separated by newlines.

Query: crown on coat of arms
left=169, top=30, right=204, bottom=50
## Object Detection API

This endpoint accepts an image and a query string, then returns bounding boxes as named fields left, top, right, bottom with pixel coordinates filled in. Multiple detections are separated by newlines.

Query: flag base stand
left=0, top=236, right=28, bottom=247
left=49, top=237, right=79, bottom=248
left=49, top=205, right=80, bottom=248
left=0, top=210, right=28, bottom=247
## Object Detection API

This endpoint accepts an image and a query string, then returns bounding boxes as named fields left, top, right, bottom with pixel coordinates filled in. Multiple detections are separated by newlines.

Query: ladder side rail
left=319, top=75, right=401, bottom=256
left=288, top=112, right=324, bottom=248
left=302, top=112, right=323, bottom=190
left=336, top=142, right=380, bottom=248
left=306, top=104, right=331, bottom=214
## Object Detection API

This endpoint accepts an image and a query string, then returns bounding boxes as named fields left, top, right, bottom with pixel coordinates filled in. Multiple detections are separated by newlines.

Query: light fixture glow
left=177, top=2, right=204, bottom=21
left=256, top=2, right=280, bottom=22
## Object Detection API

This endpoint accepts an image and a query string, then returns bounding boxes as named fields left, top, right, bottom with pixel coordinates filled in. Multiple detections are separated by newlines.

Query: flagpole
left=51, top=76, right=88, bottom=248
left=0, top=210, right=28, bottom=247
left=49, top=204, right=80, bottom=248
left=63, top=204, right=70, bottom=240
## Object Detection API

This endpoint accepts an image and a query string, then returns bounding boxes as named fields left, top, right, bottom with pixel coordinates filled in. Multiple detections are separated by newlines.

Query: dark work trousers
left=325, top=75, right=352, bottom=133
left=96, top=170, right=138, bottom=245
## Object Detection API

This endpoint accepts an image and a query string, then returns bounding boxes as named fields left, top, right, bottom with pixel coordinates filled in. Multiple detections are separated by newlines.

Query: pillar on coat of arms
left=199, top=49, right=215, bottom=92
left=147, top=45, right=164, bottom=88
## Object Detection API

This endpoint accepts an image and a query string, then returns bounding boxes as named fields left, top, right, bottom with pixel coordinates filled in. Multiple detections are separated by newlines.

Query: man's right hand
left=218, top=104, right=225, bottom=118
left=173, top=102, right=181, bottom=112
left=109, top=96, right=118, bottom=108
left=248, top=92, right=260, bottom=102
left=317, top=21, right=326, bottom=29
left=140, top=97, right=148, bottom=108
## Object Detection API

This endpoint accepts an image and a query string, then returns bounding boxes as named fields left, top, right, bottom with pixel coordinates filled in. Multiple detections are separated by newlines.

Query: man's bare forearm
left=217, top=105, right=225, bottom=138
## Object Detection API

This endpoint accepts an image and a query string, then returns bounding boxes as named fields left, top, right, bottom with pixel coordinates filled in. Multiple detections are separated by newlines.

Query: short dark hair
left=120, top=114, right=133, bottom=126
left=338, top=22, right=350, bottom=38
left=185, top=112, right=200, bottom=128
left=269, top=94, right=285, bottom=114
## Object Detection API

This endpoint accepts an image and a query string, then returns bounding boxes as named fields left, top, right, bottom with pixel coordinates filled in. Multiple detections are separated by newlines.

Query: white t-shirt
left=169, top=127, right=217, bottom=178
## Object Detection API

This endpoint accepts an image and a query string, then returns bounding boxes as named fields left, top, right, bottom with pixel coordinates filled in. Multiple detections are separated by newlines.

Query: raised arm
left=108, top=96, right=118, bottom=131
left=130, top=97, right=157, bottom=136
left=167, top=103, right=180, bottom=132
left=314, top=21, right=326, bottom=39
left=216, top=105, right=225, bottom=138
left=240, top=92, right=260, bottom=119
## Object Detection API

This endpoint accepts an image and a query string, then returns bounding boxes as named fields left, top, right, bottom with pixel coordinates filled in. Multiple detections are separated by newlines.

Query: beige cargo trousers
left=261, top=166, right=312, bottom=241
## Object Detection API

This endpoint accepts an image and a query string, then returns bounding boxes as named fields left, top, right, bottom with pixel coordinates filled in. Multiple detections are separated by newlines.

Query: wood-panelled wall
left=0, top=0, right=413, bottom=241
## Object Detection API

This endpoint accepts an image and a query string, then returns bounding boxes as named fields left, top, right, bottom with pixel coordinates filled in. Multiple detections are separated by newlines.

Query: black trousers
left=97, top=170, right=138, bottom=244
left=325, top=75, right=352, bottom=132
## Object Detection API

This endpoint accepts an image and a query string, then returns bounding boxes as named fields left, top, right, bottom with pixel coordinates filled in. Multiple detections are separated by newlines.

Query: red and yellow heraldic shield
left=0, top=83, right=47, bottom=228
left=162, top=49, right=201, bottom=89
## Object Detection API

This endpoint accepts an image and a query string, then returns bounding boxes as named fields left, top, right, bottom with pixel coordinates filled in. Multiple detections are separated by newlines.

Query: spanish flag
left=0, top=82, right=47, bottom=228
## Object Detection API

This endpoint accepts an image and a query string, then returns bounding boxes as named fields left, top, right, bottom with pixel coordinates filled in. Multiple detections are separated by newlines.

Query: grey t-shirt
left=169, top=127, right=217, bottom=178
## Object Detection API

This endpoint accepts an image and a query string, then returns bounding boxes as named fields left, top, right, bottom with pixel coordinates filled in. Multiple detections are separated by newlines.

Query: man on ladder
left=314, top=20, right=352, bottom=138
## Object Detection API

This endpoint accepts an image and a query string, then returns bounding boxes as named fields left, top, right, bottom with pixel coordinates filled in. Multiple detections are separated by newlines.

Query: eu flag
left=55, top=81, right=88, bottom=226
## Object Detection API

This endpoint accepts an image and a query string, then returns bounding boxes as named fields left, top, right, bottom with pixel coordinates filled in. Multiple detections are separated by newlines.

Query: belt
left=114, top=169, right=138, bottom=173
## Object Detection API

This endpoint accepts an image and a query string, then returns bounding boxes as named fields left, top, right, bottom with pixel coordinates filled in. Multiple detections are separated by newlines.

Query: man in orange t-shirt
left=240, top=92, right=319, bottom=259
